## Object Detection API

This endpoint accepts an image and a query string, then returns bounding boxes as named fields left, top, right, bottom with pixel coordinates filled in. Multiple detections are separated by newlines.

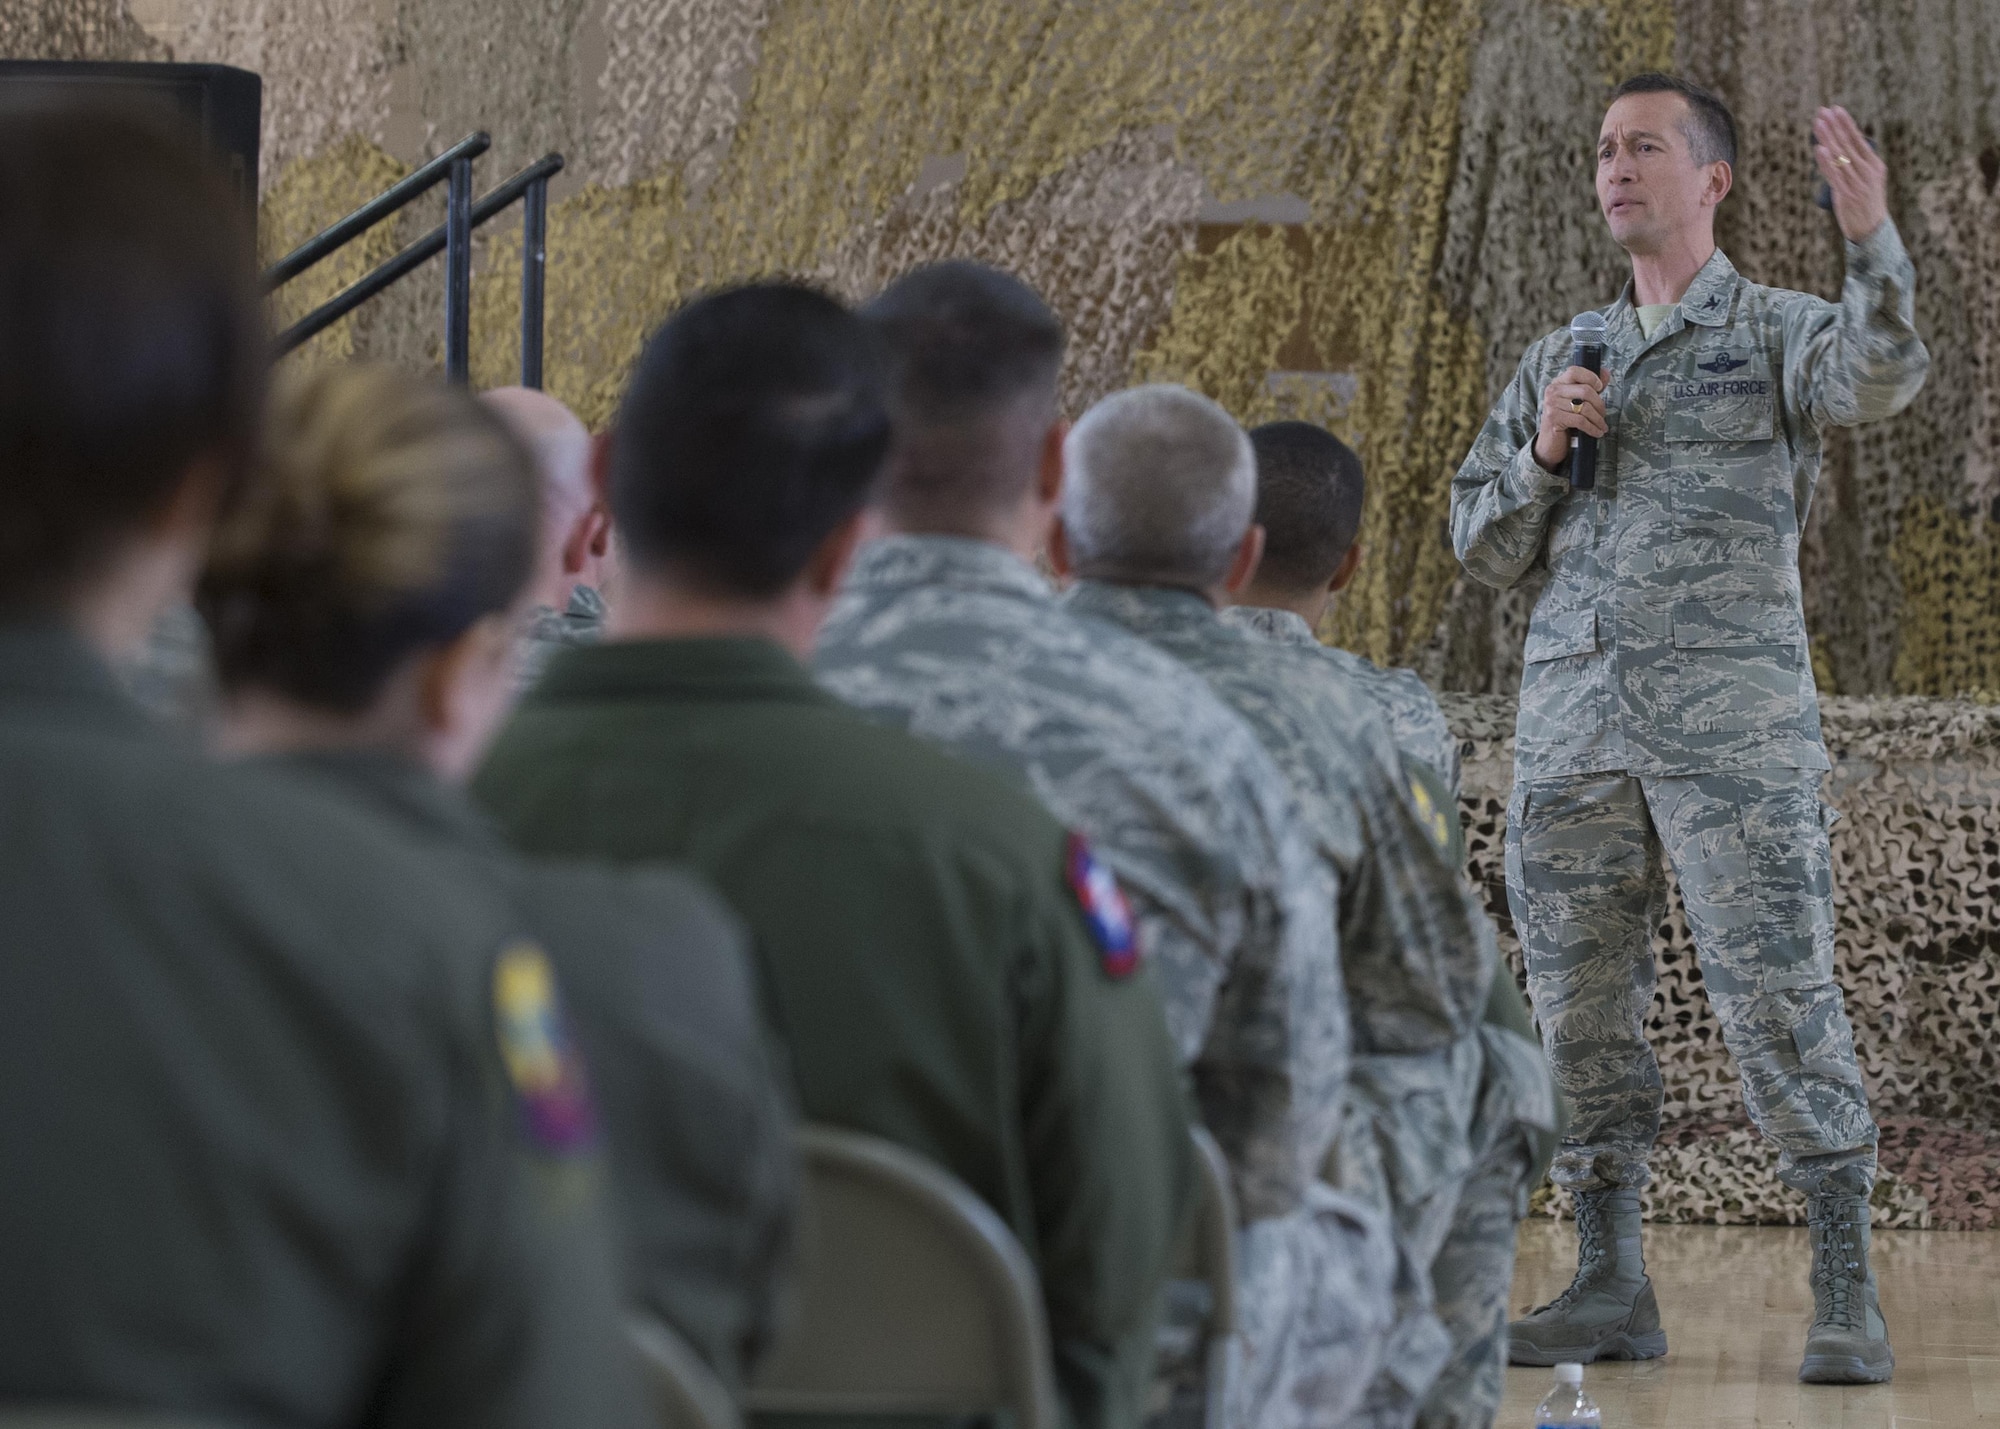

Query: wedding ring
left=1836, top=154, right=1853, bottom=166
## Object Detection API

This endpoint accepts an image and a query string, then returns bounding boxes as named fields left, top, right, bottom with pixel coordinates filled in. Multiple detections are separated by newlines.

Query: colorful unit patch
left=1066, top=832, right=1139, bottom=979
left=492, top=942, right=597, bottom=1156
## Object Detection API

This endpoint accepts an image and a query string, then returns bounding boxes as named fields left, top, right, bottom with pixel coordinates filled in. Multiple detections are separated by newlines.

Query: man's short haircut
left=860, top=260, right=1065, bottom=527
left=1061, top=384, right=1255, bottom=588
left=0, top=100, right=264, bottom=613
left=1608, top=72, right=1738, bottom=169
left=1247, top=421, right=1365, bottom=593
left=611, top=283, right=891, bottom=598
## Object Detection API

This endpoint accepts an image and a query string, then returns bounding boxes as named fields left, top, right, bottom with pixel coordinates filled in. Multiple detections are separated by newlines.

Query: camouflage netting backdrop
left=9, top=0, right=1998, bottom=1225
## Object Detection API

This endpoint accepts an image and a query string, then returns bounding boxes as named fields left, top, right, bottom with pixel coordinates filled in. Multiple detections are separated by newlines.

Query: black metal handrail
left=262, top=130, right=490, bottom=289
left=265, top=132, right=563, bottom=389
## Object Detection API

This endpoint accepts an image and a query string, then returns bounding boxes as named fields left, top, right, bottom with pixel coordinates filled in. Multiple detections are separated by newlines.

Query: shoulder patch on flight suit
left=1065, top=833, right=1139, bottom=979
left=493, top=941, right=597, bottom=1156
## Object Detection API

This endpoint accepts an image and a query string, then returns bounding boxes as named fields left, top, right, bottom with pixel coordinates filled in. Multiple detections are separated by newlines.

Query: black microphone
left=1567, top=310, right=1607, bottom=491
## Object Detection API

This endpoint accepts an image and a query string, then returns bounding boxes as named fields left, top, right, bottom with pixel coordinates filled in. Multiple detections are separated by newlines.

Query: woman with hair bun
left=201, top=362, right=797, bottom=1393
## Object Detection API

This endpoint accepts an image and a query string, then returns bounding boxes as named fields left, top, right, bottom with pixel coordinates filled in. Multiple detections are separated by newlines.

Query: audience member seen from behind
left=482, top=385, right=615, bottom=687
left=815, top=260, right=1395, bottom=1429
left=1226, top=422, right=1464, bottom=797
left=0, top=102, right=643, bottom=1427
left=199, top=363, right=797, bottom=1393
left=1053, top=385, right=1509, bottom=1429
left=1223, top=418, right=1562, bottom=1427
left=475, top=282, right=1197, bottom=1429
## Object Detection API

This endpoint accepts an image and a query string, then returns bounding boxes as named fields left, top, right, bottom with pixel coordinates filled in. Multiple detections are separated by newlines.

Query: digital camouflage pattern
left=1451, top=222, right=1930, bottom=781
left=1417, top=1119, right=1535, bottom=1429
left=814, top=536, right=1390, bottom=1429
left=516, top=584, right=608, bottom=692
left=117, top=602, right=215, bottom=739
left=1066, top=579, right=1518, bottom=1429
left=1064, top=581, right=1493, bottom=1057
left=1224, top=605, right=1463, bottom=797
left=1505, top=768, right=1876, bottom=1196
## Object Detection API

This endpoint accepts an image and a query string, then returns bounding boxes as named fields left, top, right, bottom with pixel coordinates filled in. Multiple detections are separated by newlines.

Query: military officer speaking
left=1451, top=73, right=1928, bottom=1385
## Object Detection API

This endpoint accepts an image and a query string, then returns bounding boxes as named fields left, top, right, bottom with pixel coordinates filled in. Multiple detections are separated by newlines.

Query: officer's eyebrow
left=1597, top=128, right=1674, bottom=151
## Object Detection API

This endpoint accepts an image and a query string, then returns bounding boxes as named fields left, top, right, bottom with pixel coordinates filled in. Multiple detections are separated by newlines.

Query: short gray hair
left=1060, top=384, right=1255, bottom=587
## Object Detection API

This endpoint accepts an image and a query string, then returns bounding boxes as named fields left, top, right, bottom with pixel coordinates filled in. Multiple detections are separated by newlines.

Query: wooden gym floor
left=1497, top=1220, right=2000, bottom=1427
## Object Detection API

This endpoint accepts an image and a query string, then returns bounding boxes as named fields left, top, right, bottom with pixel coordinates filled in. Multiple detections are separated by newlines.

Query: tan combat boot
left=1507, top=1187, right=1668, bottom=1366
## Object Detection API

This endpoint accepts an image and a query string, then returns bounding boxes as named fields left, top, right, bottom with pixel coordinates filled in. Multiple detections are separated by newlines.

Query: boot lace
left=1809, top=1218, right=1865, bottom=1332
left=1533, top=1200, right=1611, bottom=1314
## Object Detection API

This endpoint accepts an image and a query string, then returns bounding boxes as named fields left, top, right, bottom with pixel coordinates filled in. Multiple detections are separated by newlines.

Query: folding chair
left=746, top=1125, right=1061, bottom=1429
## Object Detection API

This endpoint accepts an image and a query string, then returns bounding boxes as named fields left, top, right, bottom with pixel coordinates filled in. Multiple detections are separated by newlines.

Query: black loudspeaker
left=0, top=61, right=261, bottom=212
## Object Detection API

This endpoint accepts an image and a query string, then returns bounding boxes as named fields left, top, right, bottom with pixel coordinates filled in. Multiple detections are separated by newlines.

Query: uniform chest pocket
left=1665, top=346, right=1775, bottom=444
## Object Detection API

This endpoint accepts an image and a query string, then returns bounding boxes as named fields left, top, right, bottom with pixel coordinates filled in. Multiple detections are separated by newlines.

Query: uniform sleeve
left=514, top=862, right=800, bottom=1392
left=375, top=946, right=648, bottom=1429
left=1782, top=218, right=1930, bottom=430
left=1338, top=738, right=1494, bottom=1053
left=1478, top=952, right=1564, bottom=1189
left=1451, top=337, right=1570, bottom=589
left=1013, top=849, right=1199, bottom=1429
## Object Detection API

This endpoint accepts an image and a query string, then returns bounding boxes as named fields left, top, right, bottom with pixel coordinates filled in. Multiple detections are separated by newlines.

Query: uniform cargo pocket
left=1671, top=597, right=1803, bottom=733
left=1520, top=608, right=1607, bottom=734
left=1520, top=608, right=1600, bottom=728
left=1744, top=785, right=1837, bottom=994
left=1523, top=607, right=1599, bottom=663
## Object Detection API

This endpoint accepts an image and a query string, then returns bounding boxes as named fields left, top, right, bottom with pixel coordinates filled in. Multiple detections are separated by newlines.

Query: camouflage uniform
left=1065, top=581, right=1501, bottom=1429
left=814, top=535, right=1393, bottom=1429
left=1225, top=606, right=1463, bottom=797
left=517, top=584, right=608, bottom=691
left=1451, top=222, right=1930, bottom=1198
left=1223, top=602, right=1556, bottom=1428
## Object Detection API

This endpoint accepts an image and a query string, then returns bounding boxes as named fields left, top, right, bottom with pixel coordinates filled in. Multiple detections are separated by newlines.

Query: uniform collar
left=0, top=618, right=153, bottom=733
left=1223, top=604, right=1319, bottom=647
left=526, top=635, right=835, bottom=709
left=263, top=745, right=506, bottom=853
left=1611, top=246, right=1740, bottom=338
left=1063, top=580, right=1222, bottom=638
left=842, top=534, right=1054, bottom=605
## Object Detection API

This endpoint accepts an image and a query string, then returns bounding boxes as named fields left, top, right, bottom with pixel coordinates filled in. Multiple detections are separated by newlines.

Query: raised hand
left=1812, top=106, right=1888, bottom=244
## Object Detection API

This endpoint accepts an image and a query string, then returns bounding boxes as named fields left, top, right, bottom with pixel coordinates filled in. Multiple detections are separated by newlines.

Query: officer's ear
left=1047, top=518, right=1077, bottom=583
left=1329, top=542, right=1363, bottom=594
left=1703, top=158, right=1733, bottom=210
left=1035, top=419, right=1069, bottom=508
left=801, top=508, right=872, bottom=601
left=1222, top=524, right=1266, bottom=598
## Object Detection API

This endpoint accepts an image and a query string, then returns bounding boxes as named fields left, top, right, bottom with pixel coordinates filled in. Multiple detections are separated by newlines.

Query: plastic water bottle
left=1533, top=1362, right=1601, bottom=1428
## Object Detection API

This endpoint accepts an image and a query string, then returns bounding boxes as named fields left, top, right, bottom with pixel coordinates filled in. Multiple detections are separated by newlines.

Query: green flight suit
left=0, top=623, right=643, bottom=1429
left=474, top=636, right=1198, bottom=1429
left=264, top=747, right=798, bottom=1396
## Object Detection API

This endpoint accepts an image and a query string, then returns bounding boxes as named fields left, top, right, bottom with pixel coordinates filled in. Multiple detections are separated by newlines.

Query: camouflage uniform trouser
left=1504, top=768, right=1877, bottom=1196
left=1334, top=1028, right=1550, bottom=1429
left=1414, top=1026, right=1548, bottom=1429
left=1231, top=1182, right=1398, bottom=1429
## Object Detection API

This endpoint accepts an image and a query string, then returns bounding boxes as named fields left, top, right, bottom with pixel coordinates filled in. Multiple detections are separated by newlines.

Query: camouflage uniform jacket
left=816, top=535, right=1347, bottom=1219
left=1064, top=582, right=1493, bottom=1056
left=1450, top=222, right=1929, bottom=779
left=517, top=584, right=608, bottom=692
left=1224, top=605, right=1463, bottom=797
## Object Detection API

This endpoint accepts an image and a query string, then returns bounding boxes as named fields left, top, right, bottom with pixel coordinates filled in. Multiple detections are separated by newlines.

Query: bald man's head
left=482, top=387, right=591, bottom=511
left=479, top=386, right=601, bottom=609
